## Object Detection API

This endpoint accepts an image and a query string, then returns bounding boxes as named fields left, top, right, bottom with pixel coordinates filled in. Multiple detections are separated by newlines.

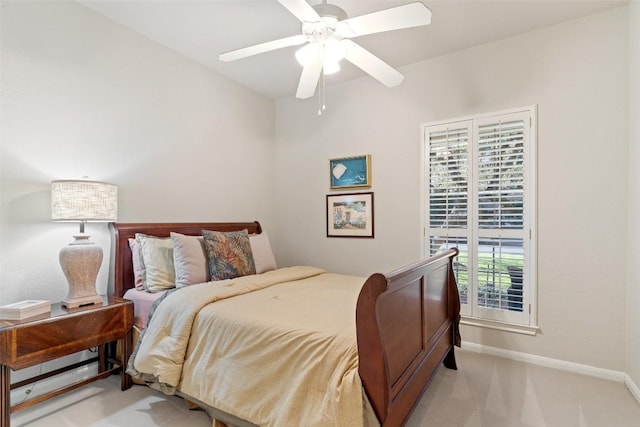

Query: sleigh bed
left=111, top=221, right=460, bottom=427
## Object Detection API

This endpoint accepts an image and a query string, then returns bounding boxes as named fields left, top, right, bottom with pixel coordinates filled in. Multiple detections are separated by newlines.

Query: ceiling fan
left=219, top=0, right=432, bottom=99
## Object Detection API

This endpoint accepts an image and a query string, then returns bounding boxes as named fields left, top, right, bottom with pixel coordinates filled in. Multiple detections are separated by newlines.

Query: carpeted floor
left=11, top=348, right=640, bottom=426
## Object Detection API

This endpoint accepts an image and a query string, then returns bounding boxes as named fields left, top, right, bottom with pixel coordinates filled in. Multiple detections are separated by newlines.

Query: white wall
left=627, top=0, right=640, bottom=389
left=275, top=7, right=629, bottom=371
left=0, top=1, right=275, bottom=305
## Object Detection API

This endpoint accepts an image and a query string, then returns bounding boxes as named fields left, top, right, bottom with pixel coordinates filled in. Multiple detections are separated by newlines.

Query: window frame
left=421, top=105, right=538, bottom=332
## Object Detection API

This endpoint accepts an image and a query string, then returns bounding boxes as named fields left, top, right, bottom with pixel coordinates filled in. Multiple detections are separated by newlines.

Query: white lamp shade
left=51, top=180, right=117, bottom=222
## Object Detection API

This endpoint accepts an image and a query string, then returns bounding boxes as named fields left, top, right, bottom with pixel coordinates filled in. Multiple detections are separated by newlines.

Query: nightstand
left=0, top=296, right=134, bottom=427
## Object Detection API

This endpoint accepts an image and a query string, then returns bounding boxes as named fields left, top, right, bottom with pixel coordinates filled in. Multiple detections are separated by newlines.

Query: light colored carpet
left=406, top=350, right=640, bottom=427
left=12, top=348, right=640, bottom=426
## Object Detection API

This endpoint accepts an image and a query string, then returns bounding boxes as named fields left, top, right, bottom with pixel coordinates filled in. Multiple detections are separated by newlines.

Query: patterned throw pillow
left=202, top=229, right=256, bottom=281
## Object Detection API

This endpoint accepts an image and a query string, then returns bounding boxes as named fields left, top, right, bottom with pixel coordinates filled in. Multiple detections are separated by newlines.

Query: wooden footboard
left=356, top=248, right=460, bottom=426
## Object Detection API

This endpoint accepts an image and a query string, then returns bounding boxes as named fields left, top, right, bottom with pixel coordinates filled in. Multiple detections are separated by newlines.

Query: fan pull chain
left=318, top=69, right=326, bottom=116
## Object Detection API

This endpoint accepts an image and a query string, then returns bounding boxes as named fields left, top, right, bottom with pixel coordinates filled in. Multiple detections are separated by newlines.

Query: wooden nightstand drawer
left=0, top=297, right=134, bottom=427
left=4, top=303, right=132, bottom=370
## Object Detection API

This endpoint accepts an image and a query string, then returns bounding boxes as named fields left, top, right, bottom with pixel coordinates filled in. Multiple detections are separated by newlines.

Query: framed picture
left=329, top=155, right=371, bottom=189
left=326, top=192, right=374, bottom=238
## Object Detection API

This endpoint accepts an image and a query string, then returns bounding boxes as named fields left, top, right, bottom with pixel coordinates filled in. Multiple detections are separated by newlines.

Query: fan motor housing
left=312, top=3, right=348, bottom=21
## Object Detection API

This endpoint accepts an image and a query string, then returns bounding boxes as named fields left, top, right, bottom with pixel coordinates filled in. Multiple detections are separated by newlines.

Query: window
left=423, top=106, right=537, bottom=329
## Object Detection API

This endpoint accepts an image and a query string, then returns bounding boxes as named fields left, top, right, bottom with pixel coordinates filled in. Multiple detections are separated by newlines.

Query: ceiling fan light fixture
left=295, top=43, right=320, bottom=67
left=323, top=39, right=347, bottom=63
left=323, top=61, right=340, bottom=74
left=296, top=39, right=346, bottom=71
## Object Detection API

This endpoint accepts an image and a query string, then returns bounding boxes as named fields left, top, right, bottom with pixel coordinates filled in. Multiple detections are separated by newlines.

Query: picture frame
left=326, top=192, right=374, bottom=238
left=329, top=154, right=371, bottom=189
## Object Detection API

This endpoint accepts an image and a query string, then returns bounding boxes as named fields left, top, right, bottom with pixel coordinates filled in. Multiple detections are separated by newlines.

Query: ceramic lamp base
left=59, top=234, right=104, bottom=309
left=62, top=294, right=104, bottom=309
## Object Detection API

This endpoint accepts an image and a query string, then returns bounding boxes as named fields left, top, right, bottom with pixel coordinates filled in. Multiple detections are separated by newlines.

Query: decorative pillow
left=170, top=232, right=209, bottom=288
left=135, top=233, right=175, bottom=292
left=128, top=238, right=145, bottom=291
left=249, top=232, right=277, bottom=274
left=202, top=229, right=256, bottom=281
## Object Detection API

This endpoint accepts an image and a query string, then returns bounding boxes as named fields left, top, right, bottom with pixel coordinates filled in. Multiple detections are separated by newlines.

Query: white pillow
left=135, top=234, right=175, bottom=292
left=170, top=232, right=209, bottom=288
left=250, top=232, right=277, bottom=274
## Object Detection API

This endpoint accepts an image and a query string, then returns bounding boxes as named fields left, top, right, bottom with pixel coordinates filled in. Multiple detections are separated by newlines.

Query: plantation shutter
left=477, top=119, right=525, bottom=231
left=472, top=112, right=530, bottom=324
left=425, top=108, right=535, bottom=326
left=426, top=120, right=472, bottom=315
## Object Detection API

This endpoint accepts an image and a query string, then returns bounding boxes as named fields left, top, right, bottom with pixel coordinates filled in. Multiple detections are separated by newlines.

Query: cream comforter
left=127, top=266, right=378, bottom=427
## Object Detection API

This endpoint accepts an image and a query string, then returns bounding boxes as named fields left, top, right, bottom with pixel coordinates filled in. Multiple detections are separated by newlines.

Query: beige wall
left=275, top=7, right=629, bottom=371
left=627, top=0, right=640, bottom=389
left=0, top=1, right=275, bottom=304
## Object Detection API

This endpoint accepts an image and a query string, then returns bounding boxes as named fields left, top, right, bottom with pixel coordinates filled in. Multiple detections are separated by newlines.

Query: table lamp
left=51, top=179, right=117, bottom=308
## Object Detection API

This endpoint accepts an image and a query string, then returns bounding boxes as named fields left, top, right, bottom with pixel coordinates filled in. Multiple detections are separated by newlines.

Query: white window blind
left=424, top=107, right=536, bottom=327
left=427, top=122, right=471, bottom=308
left=477, top=119, right=525, bottom=230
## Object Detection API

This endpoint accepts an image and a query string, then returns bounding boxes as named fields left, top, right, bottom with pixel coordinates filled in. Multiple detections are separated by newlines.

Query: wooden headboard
left=110, top=221, right=262, bottom=297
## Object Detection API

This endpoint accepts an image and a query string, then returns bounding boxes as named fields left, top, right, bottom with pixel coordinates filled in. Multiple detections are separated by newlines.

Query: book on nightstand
left=0, top=300, right=51, bottom=320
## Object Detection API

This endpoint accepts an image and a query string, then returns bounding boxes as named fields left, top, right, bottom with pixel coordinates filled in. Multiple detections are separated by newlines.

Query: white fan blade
left=343, top=40, right=404, bottom=87
left=340, top=2, right=431, bottom=38
left=219, top=35, right=306, bottom=62
left=296, top=60, right=323, bottom=99
left=278, top=0, right=321, bottom=23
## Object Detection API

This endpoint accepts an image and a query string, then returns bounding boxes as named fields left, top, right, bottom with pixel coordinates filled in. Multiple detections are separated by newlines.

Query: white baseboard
left=625, top=374, right=640, bottom=404
left=461, top=342, right=627, bottom=383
